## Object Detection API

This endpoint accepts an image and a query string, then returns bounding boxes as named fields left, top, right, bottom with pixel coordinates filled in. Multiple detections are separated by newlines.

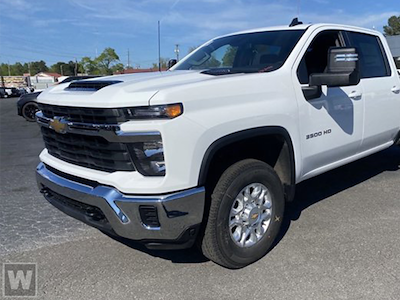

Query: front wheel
left=22, top=102, right=39, bottom=122
left=201, top=159, right=285, bottom=269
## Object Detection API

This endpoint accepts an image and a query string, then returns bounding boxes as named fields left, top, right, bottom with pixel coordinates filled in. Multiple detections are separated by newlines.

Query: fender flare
left=197, top=126, right=296, bottom=200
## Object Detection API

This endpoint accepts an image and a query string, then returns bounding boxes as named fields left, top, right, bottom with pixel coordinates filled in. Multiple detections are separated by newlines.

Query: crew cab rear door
left=292, top=29, right=364, bottom=179
left=345, top=31, right=400, bottom=151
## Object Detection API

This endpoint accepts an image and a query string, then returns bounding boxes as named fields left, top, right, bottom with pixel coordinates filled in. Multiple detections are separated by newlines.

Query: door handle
left=348, top=91, right=362, bottom=99
left=391, top=86, right=400, bottom=94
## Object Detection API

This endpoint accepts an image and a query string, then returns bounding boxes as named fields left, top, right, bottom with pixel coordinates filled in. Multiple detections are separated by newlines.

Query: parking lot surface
left=1, top=97, right=399, bottom=300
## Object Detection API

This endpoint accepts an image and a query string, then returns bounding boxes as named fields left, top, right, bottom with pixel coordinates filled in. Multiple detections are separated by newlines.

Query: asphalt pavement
left=0, top=96, right=399, bottom=300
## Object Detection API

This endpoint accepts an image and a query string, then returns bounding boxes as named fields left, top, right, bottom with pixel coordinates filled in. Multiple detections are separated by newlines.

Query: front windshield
left=174, top=29, right=305, bottom=74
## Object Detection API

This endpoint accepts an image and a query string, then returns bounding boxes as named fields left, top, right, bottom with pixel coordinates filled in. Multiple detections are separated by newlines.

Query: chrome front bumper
left=36, top=163, right=205, bottom=246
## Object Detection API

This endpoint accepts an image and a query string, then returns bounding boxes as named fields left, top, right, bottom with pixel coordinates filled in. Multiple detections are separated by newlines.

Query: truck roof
left=219, top=23, right=381, bottom=39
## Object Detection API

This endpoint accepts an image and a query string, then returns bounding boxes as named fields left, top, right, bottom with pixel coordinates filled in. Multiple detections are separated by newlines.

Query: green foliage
left=95, top=48, right=120, bottom=75
left=203, top=55, right=221, bottom=68
left=111, top=63, right=125, bottom=73
left=152, top=57, right=169, bottom=70
left=30, top=60, right=48, bottom=75
left=0, top=64, right=10, bottom=76
left=384, top=15, right=400, bottom=36
left=222, top=46, right=237, bottom=67
left=50, top=61, right=83, bottom=76
left=0, top=47, right=184, bottom=76
left=80, top=48, right=121, bottom=75
left=12, top=63, right=26, bottom=75
left=80, top=57, right=100, bottom=75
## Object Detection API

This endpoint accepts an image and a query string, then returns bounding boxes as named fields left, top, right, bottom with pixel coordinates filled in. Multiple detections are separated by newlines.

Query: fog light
left=127, top=138, right=165, bottom=176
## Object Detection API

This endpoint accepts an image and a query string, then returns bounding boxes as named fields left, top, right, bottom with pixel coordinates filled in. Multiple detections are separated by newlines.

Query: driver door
left=292, top=29, right=364, bottom=179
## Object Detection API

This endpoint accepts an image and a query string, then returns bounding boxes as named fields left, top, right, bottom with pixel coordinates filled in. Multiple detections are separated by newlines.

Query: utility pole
left=60, top=64, right=64, bottom=76
left=74, top=58, right=78, bottom=76
left=158, top=20, right=161, bottom=71
left=7, top=61, right=11, bottom=76
left=127, top=48, right=131, bottom=69
left=174, top=44, right=180, bottom=61
left=28, top=62, right=31, bottom=76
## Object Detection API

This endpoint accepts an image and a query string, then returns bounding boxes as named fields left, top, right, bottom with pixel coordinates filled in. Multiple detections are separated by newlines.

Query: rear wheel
left=201, top=159, right=285, bottom=269
left=22, top=102, right=39, bottom=122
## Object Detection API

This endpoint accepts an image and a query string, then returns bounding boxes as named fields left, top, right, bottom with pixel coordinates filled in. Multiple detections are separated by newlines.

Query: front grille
left=38, top=103, right=129, bottom=124
left=41, top=127, right=135, bottom=172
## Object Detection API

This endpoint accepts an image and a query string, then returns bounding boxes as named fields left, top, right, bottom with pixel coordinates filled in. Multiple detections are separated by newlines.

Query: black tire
left=201, top=159, right=285, bottom=269
left=22, top=102, right=39, bottom=122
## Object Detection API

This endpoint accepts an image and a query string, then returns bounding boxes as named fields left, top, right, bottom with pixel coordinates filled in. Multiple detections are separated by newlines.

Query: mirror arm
left=302, top=85, right=322, bottom=101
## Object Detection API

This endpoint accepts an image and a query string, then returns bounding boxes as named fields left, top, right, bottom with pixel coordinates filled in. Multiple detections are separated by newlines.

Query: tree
left=10, top=63, right=26, bottom=76
left=0, top=63, right=10, bottom=76
left=30, top=60, right=48, bottom=75
left=80, top=57, right=100, bottom=75
left=111, top=63, right=125, bottom=73
left=95, top=48, right=120, bottom=75
left=222, top=46, right=237, bottom=67
left=50, top=62, right=67, bottom=75
left=152, top=57, right=169, bottom=70
left=384, top=15, right=400, bottom=36
left=202, top=55, right=221, bottom=68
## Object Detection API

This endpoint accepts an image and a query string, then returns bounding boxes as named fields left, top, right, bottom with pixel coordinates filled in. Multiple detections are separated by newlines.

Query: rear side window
left=346, top=32, right=390, bottom=78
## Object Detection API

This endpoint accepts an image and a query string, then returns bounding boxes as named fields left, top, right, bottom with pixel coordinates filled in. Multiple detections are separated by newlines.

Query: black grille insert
left=44, top=164, right=99, bottom=187
left=41, top=127, right=135, bottom=172
left=37, top=103, right=129, bottom=124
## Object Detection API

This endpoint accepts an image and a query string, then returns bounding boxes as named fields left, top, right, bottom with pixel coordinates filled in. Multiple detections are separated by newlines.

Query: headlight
left=127, top=138, right=165, bottom=176
left=124, top=103, right=183, bottom=120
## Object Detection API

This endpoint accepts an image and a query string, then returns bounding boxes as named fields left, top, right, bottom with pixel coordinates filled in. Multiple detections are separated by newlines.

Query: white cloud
left=1, top=0, right=33, bottom=10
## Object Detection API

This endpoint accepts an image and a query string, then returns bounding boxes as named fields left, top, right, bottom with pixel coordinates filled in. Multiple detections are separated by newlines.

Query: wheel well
left=198, top=127, right=296, bottom=202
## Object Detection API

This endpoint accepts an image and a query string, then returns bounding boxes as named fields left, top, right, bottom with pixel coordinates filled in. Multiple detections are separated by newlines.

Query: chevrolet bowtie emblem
left=251, top=213, right=259, bottom=220
left=49, top=117, right=68, bottom=134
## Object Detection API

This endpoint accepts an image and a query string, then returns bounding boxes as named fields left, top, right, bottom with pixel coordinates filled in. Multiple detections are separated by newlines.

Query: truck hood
left=37, top=70, right=226, bottom=108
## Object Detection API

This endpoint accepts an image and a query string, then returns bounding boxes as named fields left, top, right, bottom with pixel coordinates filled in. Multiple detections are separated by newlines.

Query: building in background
left=30, top=72, right=62, bottom=90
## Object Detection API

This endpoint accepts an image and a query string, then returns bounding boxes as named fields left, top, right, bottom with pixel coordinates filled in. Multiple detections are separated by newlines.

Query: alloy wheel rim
left=24, top=104, right=38, bottom=120
left=229, top=183, right=272, bottom=248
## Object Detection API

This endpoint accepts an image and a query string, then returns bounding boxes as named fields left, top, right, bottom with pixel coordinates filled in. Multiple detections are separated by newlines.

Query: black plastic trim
left=198, top=126, right=296, bottom=200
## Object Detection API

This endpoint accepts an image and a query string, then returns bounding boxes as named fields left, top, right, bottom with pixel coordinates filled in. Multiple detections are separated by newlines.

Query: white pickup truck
left=35, top=21, right=400, bottom=268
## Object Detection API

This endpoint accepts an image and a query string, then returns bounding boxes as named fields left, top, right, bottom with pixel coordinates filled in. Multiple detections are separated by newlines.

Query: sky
left=0, top=0, right=399, bottom=68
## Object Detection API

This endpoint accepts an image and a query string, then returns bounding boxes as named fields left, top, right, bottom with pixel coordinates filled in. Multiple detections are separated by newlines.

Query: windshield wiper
left=201, top=68, right=257, bottom=76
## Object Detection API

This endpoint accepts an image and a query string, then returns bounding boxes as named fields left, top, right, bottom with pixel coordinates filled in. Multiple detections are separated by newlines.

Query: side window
left=297, top=30, right=343, bottom=84
left=346, top=31, right=390, bottom=78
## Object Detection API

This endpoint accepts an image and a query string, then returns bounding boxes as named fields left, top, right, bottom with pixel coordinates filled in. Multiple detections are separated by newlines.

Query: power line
left=0, top=34, right=89, bottom=57
left=4, top=46, right=84, bottom=60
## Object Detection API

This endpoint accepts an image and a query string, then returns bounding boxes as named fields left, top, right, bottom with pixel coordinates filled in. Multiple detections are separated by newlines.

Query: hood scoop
left=65, top=80, right=122, bottom=91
